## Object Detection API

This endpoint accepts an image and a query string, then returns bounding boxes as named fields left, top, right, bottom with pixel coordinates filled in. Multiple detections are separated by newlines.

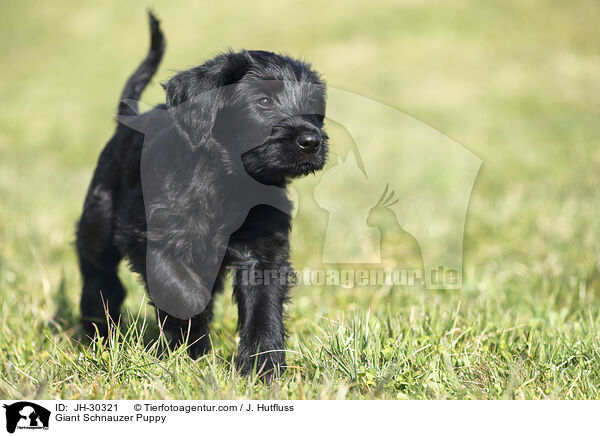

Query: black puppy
left=76, top=12, right=328, bottom=378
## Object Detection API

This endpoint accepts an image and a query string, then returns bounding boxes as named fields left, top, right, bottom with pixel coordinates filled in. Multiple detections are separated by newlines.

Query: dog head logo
left=2, top=402, right=50, bottom=433
left=118, top=80, right=481, bottom=318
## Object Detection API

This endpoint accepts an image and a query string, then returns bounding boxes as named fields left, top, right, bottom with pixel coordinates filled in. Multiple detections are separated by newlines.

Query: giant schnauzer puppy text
left=76, top=12, right=328, bottom=379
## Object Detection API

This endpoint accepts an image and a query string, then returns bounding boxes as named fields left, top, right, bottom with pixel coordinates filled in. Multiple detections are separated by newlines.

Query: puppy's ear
left=163, top=52, right=250, bottom=150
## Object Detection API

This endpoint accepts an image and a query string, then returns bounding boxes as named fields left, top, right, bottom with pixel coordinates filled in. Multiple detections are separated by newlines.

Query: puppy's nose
left=296, top=133, right=322, bottom=153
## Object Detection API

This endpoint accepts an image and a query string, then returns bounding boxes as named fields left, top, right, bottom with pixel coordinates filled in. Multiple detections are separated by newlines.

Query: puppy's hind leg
left=76, top=184, right=125, bottom=338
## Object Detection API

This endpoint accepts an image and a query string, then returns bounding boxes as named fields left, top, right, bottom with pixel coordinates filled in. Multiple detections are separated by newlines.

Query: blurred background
left=0, top=0, right=599, bottom=399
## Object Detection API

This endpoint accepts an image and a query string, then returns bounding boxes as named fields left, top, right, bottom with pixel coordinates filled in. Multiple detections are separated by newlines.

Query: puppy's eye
left=256, top=97, right=272, bottom=108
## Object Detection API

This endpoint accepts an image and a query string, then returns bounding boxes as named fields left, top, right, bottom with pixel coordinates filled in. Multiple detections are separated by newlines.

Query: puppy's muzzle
left=296, top=133, right=322, bottom=153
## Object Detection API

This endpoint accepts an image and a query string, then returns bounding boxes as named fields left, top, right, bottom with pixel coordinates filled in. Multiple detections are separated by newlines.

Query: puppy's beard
left=240, top=139, right=327, bottom=185
left=284, top=159, right=325, bottom=177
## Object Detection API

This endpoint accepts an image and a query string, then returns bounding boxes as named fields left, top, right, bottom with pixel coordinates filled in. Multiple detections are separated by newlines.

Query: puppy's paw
left=81, top=318, right=106, bottom=337
left=168, top=334, right=211, bottom=359
left=236, top=348, right=286, bottom=382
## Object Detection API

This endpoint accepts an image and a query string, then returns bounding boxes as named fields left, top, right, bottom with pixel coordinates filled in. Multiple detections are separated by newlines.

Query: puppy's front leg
left=233, top=258, right=291, bottom=380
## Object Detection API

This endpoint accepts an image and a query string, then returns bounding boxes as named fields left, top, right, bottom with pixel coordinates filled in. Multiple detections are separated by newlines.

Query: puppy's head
left=164, top=50, right=328, bottom=185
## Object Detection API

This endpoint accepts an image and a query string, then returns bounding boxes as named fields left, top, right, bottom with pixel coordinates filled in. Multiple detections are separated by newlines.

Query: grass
left=1, top=0, right=599, bottom=399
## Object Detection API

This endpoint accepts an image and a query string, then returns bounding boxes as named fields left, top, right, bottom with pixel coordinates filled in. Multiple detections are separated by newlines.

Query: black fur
left=76, top=12, right=328, bottom=379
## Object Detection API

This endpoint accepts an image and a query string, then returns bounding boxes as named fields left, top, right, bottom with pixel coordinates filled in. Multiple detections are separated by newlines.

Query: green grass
left=1, top=0, right=600, bottom=399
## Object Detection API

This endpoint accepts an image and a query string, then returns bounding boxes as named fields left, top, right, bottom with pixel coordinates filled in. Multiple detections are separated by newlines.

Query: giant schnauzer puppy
left=76, top=12, right=328, bottom=379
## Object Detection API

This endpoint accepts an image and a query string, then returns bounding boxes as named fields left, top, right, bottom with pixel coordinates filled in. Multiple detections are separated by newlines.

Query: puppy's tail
left=117, top=10, right=166, bottom=117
